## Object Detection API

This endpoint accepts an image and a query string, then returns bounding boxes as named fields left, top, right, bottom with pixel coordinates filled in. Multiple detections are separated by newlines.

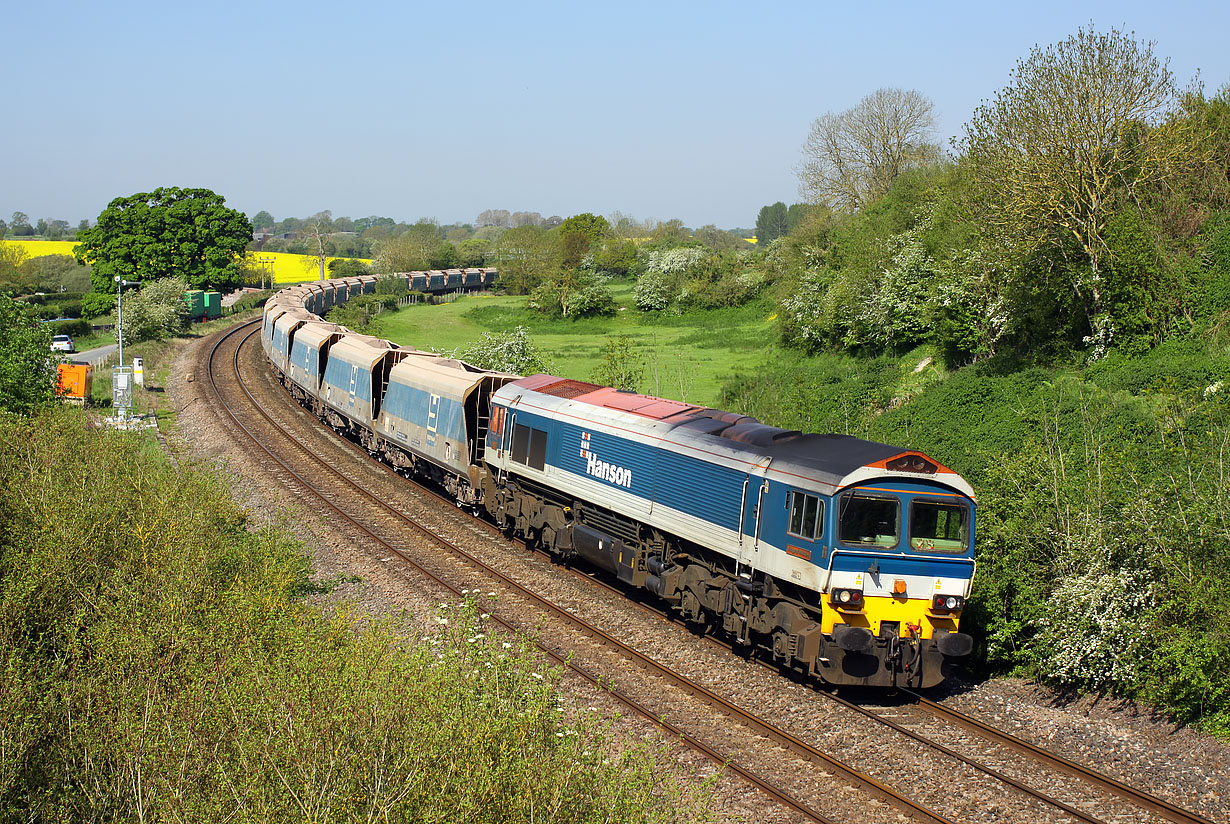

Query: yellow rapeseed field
left=246, top=251, right=374, bottom=284
left=3, top=240, right=371, bottom=285
left=3, top=239, right=80, bottom=258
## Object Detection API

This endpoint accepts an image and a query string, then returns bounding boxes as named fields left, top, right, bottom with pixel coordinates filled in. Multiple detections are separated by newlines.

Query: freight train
left=262, top=272, right=976, bottom=688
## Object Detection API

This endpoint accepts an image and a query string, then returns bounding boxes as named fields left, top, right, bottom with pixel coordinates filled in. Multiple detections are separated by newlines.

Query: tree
left=591, top=237, right=641, bottom=276
left=252, top=210, right=275, bottom=231
left=0, top=295, right=57, bottom=413
left=558, top=213, right=611, bottom=244
left=457, top=238, right=490, bottom=267
left=510, top=211, right=543, bottom=228
left=328, top=258, right=370, bottom=277
left=694, top=225, right=740, bottom=251
left=961, top=26, right=1200, bottom=352
left=799, top=88, right=938, bottom=212
left=0, top=243, right=31, bottom=294
left=491, top=226, right=560, bottom=294
left=73, top=188, right=252, bottom=294
left=374, top=222, right=447, bottom=273
left=119, top=276, right=190, bottom=343
left=25, top=255, right=91, bottom=294
left=755, top=202, right=789, bottom=245
left=476, top=209, right=511, bottom=228
left=648, top=219, right=691, bottom=247
left=592, top=335, right=644, bottom=392
left=528, top=271, right=615, bottom=318
left=558, top=213, right=612, bottom=268
left=303, top=211, right=334, bottom=282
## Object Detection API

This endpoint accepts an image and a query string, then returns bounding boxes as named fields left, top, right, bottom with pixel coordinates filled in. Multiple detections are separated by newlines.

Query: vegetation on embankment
left=719, top=342, right=1230, bottom=735
left=0, top=406, right=712, bottom=821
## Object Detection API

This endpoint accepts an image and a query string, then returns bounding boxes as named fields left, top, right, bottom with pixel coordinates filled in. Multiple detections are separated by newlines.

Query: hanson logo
left=580, top=432, right=632, bottom=488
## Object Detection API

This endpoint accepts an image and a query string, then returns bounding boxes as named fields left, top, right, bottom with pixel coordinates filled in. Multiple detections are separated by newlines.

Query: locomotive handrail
left=821, top=548, right=976, bottom=595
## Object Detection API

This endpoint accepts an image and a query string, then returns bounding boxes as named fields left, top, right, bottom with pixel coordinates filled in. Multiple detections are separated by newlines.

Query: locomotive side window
left=909, top=499, right=968, bottom=553
left=511, top=423, right=548, bottom=471
left=787, top=491, right=822, bottom=541
left=527, top=427, right=547, bottom=471
left=838, top=493, right=899, bottom=548
left=511, top=424, right=530, bottom=464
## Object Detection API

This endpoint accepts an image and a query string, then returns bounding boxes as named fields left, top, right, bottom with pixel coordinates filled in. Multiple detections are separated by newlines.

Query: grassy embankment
left=0, top=332, right=713, bottom=820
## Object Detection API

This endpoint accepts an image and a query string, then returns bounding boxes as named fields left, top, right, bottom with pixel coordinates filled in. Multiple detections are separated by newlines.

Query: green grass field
left=376, top=284, right=777, bottom=408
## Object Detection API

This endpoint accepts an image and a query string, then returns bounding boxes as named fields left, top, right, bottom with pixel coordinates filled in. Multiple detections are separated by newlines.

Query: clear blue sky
left=3, top=0, right=1227, bottom=231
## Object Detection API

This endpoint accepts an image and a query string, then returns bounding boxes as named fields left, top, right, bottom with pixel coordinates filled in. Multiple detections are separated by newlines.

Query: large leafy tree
left=0, top=296, right=57, bottom=413
left=73, top=187, right=252, bottom=294
left=755, top=202, right=789, bottom=245
left=961, top=26, right=1200, bottom=352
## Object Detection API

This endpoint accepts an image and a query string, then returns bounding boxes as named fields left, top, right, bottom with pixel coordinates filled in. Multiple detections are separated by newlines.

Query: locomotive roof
left=506, top=374, right=972, bottom=496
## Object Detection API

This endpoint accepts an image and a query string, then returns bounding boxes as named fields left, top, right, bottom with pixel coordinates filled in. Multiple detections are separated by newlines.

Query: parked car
left=50, top=334, right=75, bottom=353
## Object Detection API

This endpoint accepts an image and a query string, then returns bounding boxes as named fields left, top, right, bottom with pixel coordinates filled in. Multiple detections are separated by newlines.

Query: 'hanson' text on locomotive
left=586, top=454, right=633, bottom=488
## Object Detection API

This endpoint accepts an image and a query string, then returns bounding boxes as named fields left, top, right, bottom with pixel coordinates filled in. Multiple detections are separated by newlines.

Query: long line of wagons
left=262, top=271, right=977, bottom=688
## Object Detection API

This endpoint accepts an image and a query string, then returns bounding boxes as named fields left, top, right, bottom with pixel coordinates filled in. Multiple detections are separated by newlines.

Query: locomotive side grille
left=578, top=504, right=641, bottom=545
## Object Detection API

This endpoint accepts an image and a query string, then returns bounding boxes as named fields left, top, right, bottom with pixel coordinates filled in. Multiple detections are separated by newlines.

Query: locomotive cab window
left=787, top=491, right=823, bottom=541
left=511, top=422, right=548, bottom=471
left=909, top=499, right=968, bottom=553
left=838, top=492, right=899, bottom=548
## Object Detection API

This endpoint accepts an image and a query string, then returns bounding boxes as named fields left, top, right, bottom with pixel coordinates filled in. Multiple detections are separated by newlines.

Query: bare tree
left=798, top=88, right=939, bottom=212
left=303, top=210, right=334, bottom=281
left=510, top=211, right=543, bottom=228
left=476, top=209, right=511, bottom=228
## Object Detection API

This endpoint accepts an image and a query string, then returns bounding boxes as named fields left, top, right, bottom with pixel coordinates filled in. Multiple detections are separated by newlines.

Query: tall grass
left=0, top=408, right=713, bottom=820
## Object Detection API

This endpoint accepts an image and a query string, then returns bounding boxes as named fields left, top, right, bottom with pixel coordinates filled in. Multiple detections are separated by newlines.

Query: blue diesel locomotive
left=262, top=274, right=976, bottom=688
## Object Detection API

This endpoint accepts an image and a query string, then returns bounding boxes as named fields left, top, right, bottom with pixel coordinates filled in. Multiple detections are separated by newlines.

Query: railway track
left=197, top=319, right=1220, bottom=824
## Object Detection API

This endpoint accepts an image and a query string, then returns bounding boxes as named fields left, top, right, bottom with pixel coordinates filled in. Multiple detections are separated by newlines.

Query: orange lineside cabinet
left=57, top=362, right=93, bottom=404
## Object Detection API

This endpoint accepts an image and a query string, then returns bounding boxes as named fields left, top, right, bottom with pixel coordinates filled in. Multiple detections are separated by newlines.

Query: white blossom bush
left=119, top=275, right=190, bottom=343
left=442, top=326, right=551, bottom=375
left=1037, top=560, right=1157, bottom=692
left=860, top=229, right=936, bottom=348
left=634, top=270, right=676, bottom=312
left=645, top=247, right=707, bottom=276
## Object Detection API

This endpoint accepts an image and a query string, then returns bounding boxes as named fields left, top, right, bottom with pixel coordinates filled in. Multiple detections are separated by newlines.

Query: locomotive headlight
left=932, top=594, right=964, bottom=612
left=831, top=588, right=864, bottom=608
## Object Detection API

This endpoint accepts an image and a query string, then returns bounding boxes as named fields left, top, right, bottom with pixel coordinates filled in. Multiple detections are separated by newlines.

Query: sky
left=3, top=0, right=1229, bottom=231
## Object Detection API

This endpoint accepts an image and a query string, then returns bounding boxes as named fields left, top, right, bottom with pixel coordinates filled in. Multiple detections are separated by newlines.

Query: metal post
left=115, top=275, right=123, bottom=369
left=259, top=256, right=275, bottom=290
